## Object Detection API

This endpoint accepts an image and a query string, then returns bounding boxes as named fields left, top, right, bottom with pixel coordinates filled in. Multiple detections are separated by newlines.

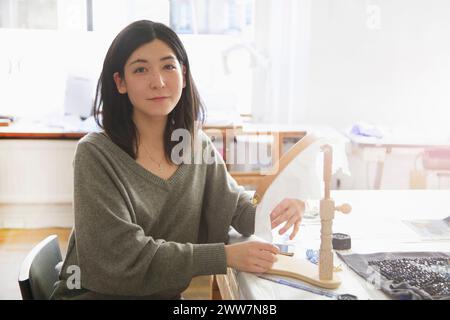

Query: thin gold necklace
left=141, top=143, right=164, bottom=171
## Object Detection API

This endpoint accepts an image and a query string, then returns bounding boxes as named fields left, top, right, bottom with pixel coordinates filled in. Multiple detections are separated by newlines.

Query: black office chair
left=18, top=235, right=62, bottom=300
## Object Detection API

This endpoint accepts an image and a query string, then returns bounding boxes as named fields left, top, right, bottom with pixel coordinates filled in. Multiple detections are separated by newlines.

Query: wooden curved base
left=265, top=255, right=341, bottom=289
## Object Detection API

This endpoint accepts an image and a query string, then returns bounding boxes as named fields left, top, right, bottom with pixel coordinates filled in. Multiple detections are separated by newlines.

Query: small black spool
left=332, top=233, right=351, bottom=250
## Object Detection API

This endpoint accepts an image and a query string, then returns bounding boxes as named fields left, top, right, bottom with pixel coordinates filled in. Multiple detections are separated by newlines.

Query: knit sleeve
left=71, top=141, right=226, bottom=297
left=200, top=132, right=256, bottom=242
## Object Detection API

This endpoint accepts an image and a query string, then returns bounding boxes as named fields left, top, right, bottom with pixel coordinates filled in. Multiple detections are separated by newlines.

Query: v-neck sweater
left=51, top=130, right=256, bottom=299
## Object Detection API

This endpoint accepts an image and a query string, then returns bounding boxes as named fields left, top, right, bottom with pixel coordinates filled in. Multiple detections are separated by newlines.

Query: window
left=0, top=0, right=256, bottom=118
left=169, top=0, right=254, bottom=36
left=91, top=0, right=169, bottom=34
left=0, top=0, right=87, bottom=30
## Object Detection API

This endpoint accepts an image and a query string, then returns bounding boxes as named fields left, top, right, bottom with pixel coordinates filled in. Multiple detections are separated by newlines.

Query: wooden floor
left=0, top=228, right=211, bottom=300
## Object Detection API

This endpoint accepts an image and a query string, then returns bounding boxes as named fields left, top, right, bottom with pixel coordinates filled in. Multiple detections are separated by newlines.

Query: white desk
left=214, top=190, right=450, bottom=300
left=346, top=132, right=450, bottom=189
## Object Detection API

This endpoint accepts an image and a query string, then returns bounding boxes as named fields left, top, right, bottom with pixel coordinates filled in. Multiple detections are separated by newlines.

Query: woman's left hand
left=270, top=198, right=305, bottom=240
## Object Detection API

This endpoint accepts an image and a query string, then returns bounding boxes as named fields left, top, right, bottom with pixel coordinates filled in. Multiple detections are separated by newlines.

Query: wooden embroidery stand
left=254, top=135, right=351, bottom=289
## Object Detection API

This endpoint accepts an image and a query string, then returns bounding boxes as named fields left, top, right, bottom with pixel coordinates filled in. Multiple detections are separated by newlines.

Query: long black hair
left=93, top=20, right=205, bottom=161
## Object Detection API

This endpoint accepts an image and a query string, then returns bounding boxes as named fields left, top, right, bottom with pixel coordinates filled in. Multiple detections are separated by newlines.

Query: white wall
left=0, top=140, right=77, bottom=228
left=283, top=0, right=450, bottom=190
left=304, top=0, right=450, bottom=131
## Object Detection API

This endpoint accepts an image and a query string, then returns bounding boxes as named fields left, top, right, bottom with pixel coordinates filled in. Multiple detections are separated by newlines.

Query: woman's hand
left=224, top=241, right=280, bottom=273
left=270, top=198, right=305, bottom=240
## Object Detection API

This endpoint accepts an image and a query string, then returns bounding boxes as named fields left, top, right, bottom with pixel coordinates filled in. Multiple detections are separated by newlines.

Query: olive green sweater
left=51, top=130, right=256, bottom=299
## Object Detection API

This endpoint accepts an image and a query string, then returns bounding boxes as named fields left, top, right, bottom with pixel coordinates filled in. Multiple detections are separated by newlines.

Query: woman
left=51, top=20, right=304, bottom=299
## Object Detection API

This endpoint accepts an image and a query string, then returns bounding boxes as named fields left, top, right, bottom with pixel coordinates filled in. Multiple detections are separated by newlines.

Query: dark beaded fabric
left=368, top=258, right=450, bottom=298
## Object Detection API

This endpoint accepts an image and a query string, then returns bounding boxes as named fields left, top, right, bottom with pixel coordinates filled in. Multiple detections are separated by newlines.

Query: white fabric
left=252, top=0, right=312, bottom=124
left=254, top=136, right=349, bottom=242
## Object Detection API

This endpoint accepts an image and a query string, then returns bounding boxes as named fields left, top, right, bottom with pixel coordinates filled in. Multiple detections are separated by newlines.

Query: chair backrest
left=18, top=235, right=62, bottom=300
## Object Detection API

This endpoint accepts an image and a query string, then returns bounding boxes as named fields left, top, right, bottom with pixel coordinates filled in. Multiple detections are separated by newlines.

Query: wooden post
left=319, top=145, right=334, bottom=280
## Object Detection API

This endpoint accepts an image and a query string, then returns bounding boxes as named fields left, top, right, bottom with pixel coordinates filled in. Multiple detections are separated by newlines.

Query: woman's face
left=113, top=39, right=186, bottom=120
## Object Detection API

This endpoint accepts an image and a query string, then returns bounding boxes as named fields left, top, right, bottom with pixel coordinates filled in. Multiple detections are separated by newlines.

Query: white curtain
left=251, top=0, right=311, bottom=124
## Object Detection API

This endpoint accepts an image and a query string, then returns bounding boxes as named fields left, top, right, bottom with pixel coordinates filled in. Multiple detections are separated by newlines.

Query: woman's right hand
left=224, top=241, right=280, bottom=273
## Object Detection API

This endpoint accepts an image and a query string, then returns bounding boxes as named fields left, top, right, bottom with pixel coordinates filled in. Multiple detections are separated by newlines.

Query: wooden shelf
left=203, top=127, right=307, bottom=188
